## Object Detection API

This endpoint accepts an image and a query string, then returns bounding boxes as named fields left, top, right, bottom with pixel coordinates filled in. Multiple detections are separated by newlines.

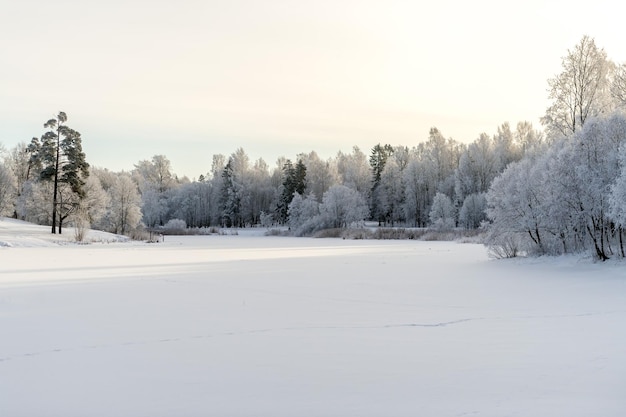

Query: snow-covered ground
left=1, top=218, right=626, bottom=416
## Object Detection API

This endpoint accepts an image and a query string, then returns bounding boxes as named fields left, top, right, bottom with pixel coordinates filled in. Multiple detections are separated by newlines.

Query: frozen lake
left=1, top=230, right=626, bottom=416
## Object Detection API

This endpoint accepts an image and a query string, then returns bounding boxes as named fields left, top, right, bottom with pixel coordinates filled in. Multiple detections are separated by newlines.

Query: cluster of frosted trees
left=486, top=36, right=626, bottom=259
left=486, top=112, right=626, bottom=259
left=0, top=121, right=538, bottom=237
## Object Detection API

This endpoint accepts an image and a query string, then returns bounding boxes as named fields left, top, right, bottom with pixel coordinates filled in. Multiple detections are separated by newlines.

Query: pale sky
left=1, top=0, right=625, bottom=178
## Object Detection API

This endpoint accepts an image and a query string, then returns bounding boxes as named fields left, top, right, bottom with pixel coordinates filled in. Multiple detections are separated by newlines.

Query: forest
left=2, top=36, right=626, bottom=260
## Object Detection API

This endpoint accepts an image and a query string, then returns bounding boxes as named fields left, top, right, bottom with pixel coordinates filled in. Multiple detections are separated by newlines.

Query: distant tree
left=336, top=146, right=371, bottom=197
left=611, top=63, right=626, bottom=107
left=276, top=159, right=307, bottom=224
left=377, top=158, right=404, bottom=226
left=133, top=155, right=176, bottom=227
left=514, top=121, right=544, bottom=155
left=78, top=174, right=109, bottom=229
left=492, top=122, right=521, bottom=171
left=29, top=112, right=89, bottom=234
left=134, top=154, right=175, bottom=193
left=2, top=142, right=31, bottom=218
left=298, top=151, right=333, bottom=202
left=403, top=157, right=430, bottom=227
left=369, top=143, right=394, bottom=185
left=287, top=192, right=320, bottom=236
left=220, top=158, right=241, bottom=227
left=458, top=193, right=487, bottom=229
left=227, top=148, right=253, bottom=226
left=168, top=181, right=214, bottom=228
left=319, top=184, right=369, bottom=229
left=429, top=192, right=455, bottom=229
left=17, top=180, right=54, bottom=225
left=369, top=143, right=394, bottom=224
left=0, top=162, right=16, bottom=217
left=454, top=133, right=495, bottom=203
left=541, top=36, right=612, bottom=139
left=287, top=185, right=368, bottom=236
left=248, top=158, right=274, bottom=225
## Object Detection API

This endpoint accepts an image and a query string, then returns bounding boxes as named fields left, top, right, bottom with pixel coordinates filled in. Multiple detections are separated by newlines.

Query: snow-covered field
left=1, top=218, right=626, bottom=417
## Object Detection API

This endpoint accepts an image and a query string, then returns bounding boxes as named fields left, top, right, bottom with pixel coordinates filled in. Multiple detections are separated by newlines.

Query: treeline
left=0, top=121, right=540, bottom=238
left=2, top=36, right=626, bottom=260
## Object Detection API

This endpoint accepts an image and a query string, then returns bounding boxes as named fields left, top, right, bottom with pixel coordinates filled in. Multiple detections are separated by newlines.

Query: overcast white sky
left=1, top=0, right=625, bottom=178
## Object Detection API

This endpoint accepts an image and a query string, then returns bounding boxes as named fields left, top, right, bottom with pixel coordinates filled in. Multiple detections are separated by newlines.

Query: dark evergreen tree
left=29, top=112, right=89, bottom=234
left=276, top=159, right=307, bottom=224
left=294, top=159, right=307, bottom=195
left=369, top=143, right=393, bottom=225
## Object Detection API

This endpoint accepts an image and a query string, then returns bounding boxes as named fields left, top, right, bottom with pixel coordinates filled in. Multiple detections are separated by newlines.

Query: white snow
left=1, top=218, right=626, bottom=416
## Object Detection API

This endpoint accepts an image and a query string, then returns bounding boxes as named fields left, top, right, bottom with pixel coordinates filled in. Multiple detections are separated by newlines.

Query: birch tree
left=541, top=36, right=611, bottom=139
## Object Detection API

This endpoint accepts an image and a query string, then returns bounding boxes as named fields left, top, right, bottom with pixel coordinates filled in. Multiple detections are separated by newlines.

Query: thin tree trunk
left=51, top=127, right=60, bottom=234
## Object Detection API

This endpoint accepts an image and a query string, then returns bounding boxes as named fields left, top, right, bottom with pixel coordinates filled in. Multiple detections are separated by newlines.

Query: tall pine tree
left=29, top=112, right=89, bottom=234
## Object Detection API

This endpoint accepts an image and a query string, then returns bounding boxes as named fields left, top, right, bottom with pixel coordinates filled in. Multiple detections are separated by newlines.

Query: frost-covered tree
left=568, top=114, right=626, bottom=259
left=403, top=156, right=430, bottom=227
left=319, top=184, right=369, bottom=229
left=168, top=181, right=213, bottom=228
left=2, top=142, right=32, bottom=218
left=107, top=174, right=142, bottom=234
left=17, top=180, right=54, bottom=225
left=79, top=174, right=109, bottom=228
left=134, top=155, right=175, bottom=194
left=515, top=121, right=544, bottom=155
left=458, top=193, right=487, bottom=229
left=207, top=154, right=226, bottom=225
left=287, top=192, right=320, bottom=236
left=611, top=63, right=626, bottom=107
left=485, top=155, right=553, bottom=256
left=377, top=158, right=404, bottom=226
left=424, top=128, right=459, bottom=189
left=133, top=155, right=176, bottom=227
left=0, top=162, right=16, bottom=217
left=248, top=158, right=274, bottom=225
left=609, top=144, right=626, bottom=256
left=227, top=148, right=254, bottom=226
left=299, top=151, right=335, bottom=202
left=287, top=184, right=369, bottom=236
left=541, top=36, right=612, bottom=139
left=454, top=133, right=496, bottom=203
left=492, top=122, right=521, bottom=172
left=429, top=192, right=455, bottom=229
left=336, top=146, right=370, bottom=197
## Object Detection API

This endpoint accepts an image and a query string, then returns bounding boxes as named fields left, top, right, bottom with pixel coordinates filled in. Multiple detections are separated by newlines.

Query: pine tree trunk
left=51, top=128, right=60, bottom=234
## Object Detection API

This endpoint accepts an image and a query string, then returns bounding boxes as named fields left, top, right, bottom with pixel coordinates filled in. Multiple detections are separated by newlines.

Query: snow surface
left=1, top=218, right=626, bottom=416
